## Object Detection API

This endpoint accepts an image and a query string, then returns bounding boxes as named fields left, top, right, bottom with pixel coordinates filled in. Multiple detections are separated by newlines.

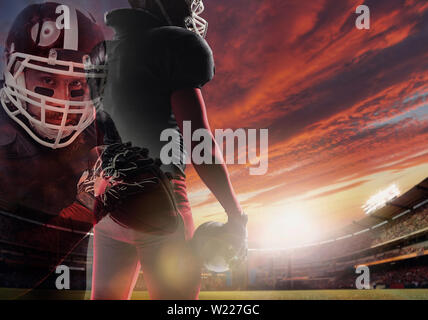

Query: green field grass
left=1, top=289, right=428, bottom=300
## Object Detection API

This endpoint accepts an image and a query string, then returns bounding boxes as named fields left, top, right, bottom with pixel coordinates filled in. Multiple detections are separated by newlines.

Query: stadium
left=0, top=0, right=427, bottom=305
left=1, top=178, right=428, bottom=300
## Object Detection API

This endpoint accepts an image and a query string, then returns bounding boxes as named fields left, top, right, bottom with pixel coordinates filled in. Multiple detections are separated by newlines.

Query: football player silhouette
left=87, top=0, right=248, bottom=300
left=0, top=2, right=119, bottom=298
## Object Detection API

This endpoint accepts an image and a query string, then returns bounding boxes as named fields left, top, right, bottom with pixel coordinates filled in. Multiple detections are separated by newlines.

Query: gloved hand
left=76, top=142, right=179, bottom=232
left=224, top=213, right=248, bottom=268
left=226, top=213, right=248, bottom=235
left=76, top=168, right=107, bottom=224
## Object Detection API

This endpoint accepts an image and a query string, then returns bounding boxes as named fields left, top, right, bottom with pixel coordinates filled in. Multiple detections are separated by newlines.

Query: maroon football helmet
left=0, top=2, right=105, bottom=148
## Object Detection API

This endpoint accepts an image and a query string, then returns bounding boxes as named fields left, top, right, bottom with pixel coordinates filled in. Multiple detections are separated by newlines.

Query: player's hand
left=226, top=212, right=248, bottom=237
left=76, top=169, right=107, bottom=223
left=76, top=170, right=95, bottom=209
left=224, top=213, right=248, bottom=268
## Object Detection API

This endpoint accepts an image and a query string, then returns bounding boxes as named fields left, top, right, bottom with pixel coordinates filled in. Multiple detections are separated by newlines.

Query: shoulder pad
left=0, top=117, right=39, bottom=158
left=159, top=27, right=215, bottom=91
left=0, top=123, right=17, bottom=147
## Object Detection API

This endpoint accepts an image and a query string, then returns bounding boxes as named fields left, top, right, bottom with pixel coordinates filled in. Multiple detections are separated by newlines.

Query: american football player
left=88, top=0, right=248, bottom=300
left=0, top=2, right=119, bottom=298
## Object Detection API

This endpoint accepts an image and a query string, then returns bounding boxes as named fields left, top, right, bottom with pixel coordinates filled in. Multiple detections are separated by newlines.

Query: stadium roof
left=324, top=177, right=428, bottom=241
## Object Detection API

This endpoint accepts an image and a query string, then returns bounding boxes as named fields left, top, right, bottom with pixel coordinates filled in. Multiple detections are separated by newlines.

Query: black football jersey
left=101, top=8, right=215, bottom=177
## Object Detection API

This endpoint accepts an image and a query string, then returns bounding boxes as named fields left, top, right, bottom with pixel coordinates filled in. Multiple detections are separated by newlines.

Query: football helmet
left=0, top=3, right=105, bottom=149
left=154, top=0, right=208, bottom=38
left=192, top=214, right=248, bottom=272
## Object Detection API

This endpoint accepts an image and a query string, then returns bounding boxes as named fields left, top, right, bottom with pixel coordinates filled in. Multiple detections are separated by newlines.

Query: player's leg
left=139, top=177, right=202, bottom=300
left=91, top=217, right=141, bottom=300
left=139, top=235, right=202, bottom=300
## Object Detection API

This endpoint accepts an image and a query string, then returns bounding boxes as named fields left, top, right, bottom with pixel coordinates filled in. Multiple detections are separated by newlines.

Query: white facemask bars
left=155, top=0, right=208, bottom=38
left=1, top=51, right=106, bottom=149
left=188, top=0, right=208, bottom=38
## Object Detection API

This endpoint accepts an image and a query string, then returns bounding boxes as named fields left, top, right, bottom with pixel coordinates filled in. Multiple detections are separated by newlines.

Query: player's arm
left=47, top=108, right=123, bottom=231
left=23, top=129, right=114, bottom=292
left=167, top=30, right=246, bottom=231
left=35, top=143, right=108, bottom=251
left=171, top=88, right=244, bottom=221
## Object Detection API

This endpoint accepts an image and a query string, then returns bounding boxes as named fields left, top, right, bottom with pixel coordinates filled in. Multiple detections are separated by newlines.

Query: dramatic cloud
left=1, top=0, right=427, bottom=247
left=190, top=0, right=428, bottom=246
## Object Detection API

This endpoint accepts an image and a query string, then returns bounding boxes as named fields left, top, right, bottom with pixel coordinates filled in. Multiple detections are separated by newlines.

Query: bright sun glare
left=261, top=202, right=319, bottom=249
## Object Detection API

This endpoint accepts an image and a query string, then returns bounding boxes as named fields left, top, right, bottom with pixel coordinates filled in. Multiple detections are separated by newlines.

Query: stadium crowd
left=1, top=199, right=428, bottom=292
left=372, top=207, right=428, bottom=246
left=371, top=265, right=428, bottom=289
left=291, top=204, right=428, bottom=262
left=243, top=262, right=428, bottom=290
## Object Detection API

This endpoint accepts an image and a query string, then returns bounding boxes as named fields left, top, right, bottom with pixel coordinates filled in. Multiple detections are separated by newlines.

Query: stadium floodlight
left=362, top=184, right=400, bottom=215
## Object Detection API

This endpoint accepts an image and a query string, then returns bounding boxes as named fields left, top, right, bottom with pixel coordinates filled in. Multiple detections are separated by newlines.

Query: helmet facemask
left=152, top=0, right=208, bottom=38
left=185, top=0, right=208, bottom=38
left=1, top=48, right=106, bottom=149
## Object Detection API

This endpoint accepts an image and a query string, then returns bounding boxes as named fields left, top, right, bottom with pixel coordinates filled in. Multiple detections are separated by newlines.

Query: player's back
left=101, top=8, right=215, bottom=176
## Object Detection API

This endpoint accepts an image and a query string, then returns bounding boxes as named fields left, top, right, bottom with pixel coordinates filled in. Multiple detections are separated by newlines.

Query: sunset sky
left=1, top=0, right=428, bottom=249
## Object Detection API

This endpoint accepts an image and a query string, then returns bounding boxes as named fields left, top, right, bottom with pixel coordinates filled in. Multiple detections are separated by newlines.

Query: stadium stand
left=0, top=209, right=90, bottom=290
left=203, top=178, right=428, bottom=291
left=1, top=178, right=428, bottom=292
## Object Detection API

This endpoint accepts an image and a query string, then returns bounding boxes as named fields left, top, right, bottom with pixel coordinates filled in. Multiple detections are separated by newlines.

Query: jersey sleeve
left=95, top=110, right=122, bottom=146
left=168, top=30, right=215, bottom=91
